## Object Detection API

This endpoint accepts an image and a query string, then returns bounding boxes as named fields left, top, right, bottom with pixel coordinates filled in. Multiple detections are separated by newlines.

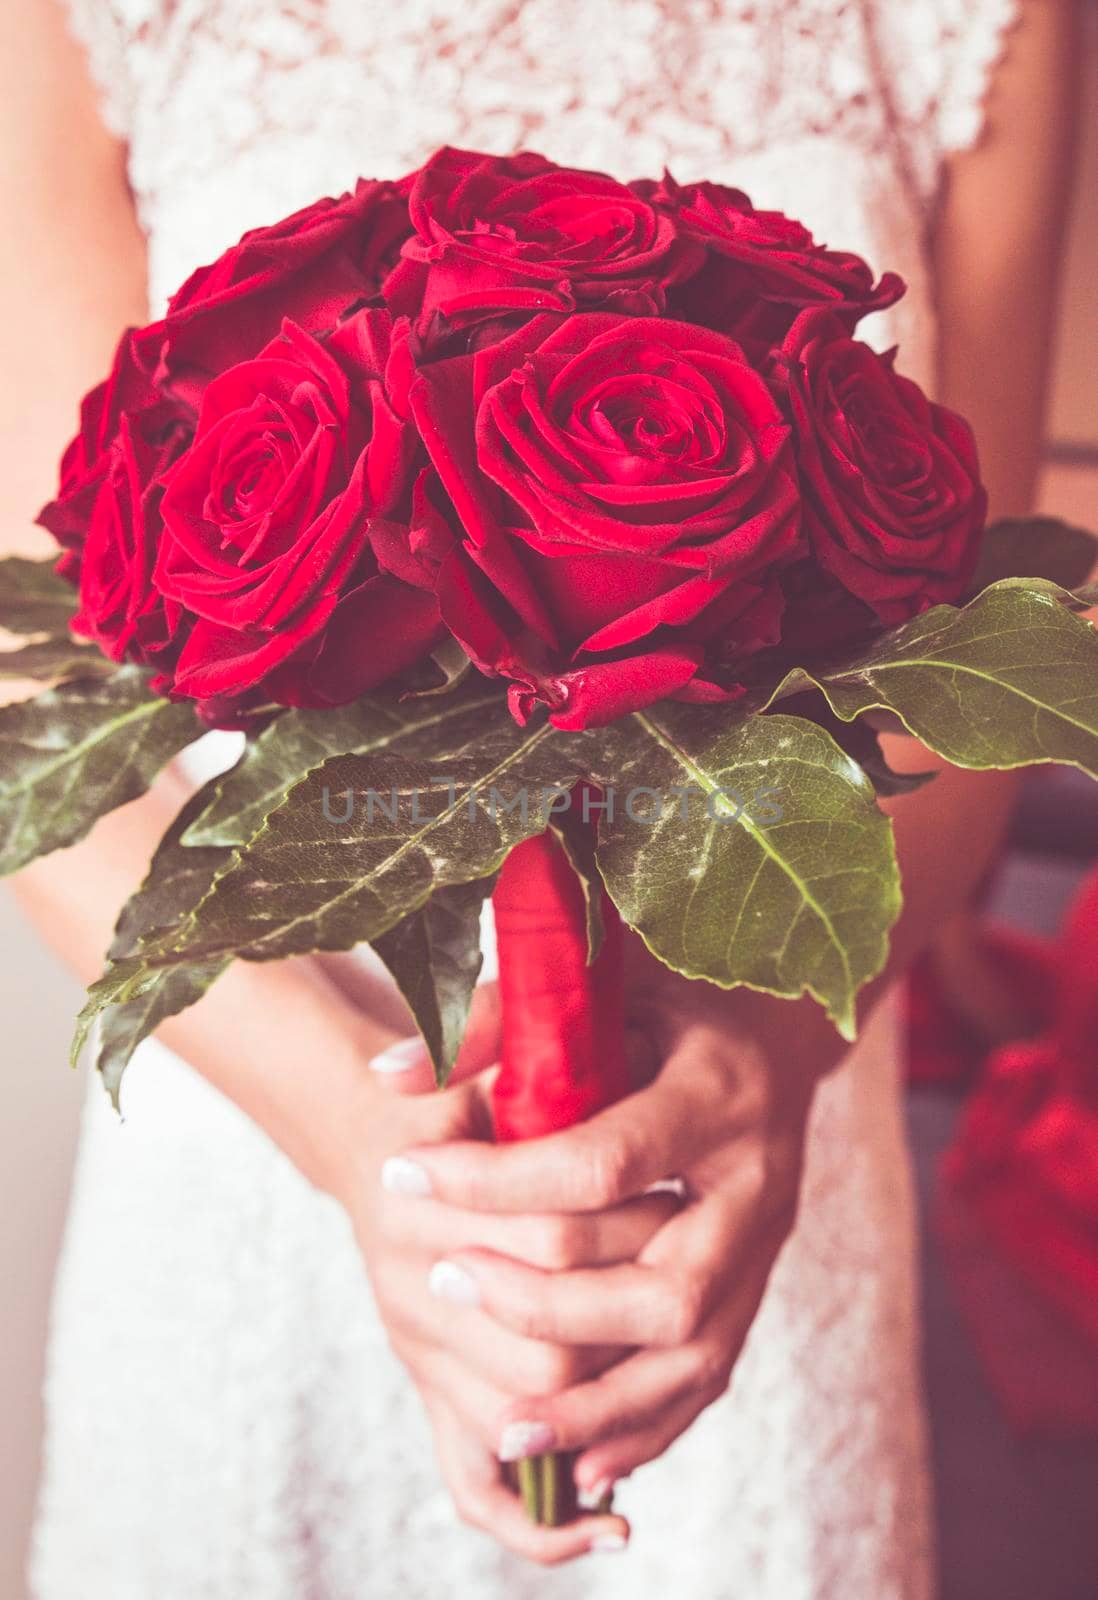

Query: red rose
left=641, top=175, right=904, bottom=347
left=398, top=313, right=800, bottom=728
left=383, top=149, right=701, bottom=336
left=156, top=308, right=439, bottom=705
left=69, top=414, right=186, bottom=670
left=139, top=180, right=412, bottom=408
left=778, top=310, right=986, bottom=623
left=38, top=330, right=186, bottom=559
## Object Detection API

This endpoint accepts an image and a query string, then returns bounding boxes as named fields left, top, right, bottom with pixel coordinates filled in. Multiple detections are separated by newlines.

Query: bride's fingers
left=382, top=1258, right=620, bottom=1398
left=389, top=1027, right=737, bottom=1212
left=570, top=1389, right=715, bottom=1498
left=367, top=982, right=501, bottom=1094
left=569, top=1270, right=772, bottom=1490
left=379, top=1188, right=681, bottom=1272
left=492, top=1265, right=773, bottom=1468
left=426, top=1395, right=630, bottom=1564
left=495, top=1338, right=726, bottom=1459
left=429, top=1177, right=759, bottom=1348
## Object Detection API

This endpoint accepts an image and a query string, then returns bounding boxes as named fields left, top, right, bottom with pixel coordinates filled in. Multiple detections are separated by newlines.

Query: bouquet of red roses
left=3, top=147, right=1098, bottom=1523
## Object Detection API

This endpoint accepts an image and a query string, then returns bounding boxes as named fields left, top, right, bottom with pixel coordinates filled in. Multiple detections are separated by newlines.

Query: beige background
left=2, top=36, right=1097, bottom=1600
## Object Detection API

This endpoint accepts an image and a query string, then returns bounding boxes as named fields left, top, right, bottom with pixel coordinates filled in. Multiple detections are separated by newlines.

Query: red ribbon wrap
left=490, top=828, right=629, bottom=1144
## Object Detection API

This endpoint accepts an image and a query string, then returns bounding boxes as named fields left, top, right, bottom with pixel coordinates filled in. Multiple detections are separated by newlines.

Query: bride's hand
left=386, top=950, right=840, bottom=1508
left=339, top=980, right=675, bottom=1563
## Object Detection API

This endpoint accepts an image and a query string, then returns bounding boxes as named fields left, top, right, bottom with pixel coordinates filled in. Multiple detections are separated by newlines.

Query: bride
left=6, top=1, right=1078, bottom=1595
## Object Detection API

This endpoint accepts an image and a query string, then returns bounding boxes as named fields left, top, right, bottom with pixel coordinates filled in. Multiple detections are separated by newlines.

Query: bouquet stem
left=491, top=808, right=629, bottom=1524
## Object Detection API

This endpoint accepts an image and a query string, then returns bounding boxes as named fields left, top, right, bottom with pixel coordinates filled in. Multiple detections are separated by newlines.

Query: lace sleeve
left=59, top=0, right=137, bottom=139
left=931, top=0, right=1021, bottom=153
left=874, top=0, right=1021, bottom=206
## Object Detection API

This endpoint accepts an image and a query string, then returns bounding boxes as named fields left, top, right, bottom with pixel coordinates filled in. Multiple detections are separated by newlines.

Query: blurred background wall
left=1042, top=21, right=1098, bottom=529
left=0, top=898, right=84, bottom=1600
left=1, top=25, right=1097, bottom=1600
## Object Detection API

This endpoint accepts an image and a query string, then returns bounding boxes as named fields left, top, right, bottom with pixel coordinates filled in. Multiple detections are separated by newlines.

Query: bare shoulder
left=2, top=1, right=125, bottom=178
left=980, top=0, right=1082, bottom=130
left=939, top=0, right=1080, bottom=236
left=931, top=0, right=1082, bottom=522
left=0, top=0, right=146, bottom=560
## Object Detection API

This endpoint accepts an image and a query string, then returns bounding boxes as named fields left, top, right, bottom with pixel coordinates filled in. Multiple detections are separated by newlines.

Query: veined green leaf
left=769, top=581, right=1098, bottom=775
left=0, top=556, right=77, bottom=635
left=147, top=696, right=580, bottom=966
left=109, top=785, right=236, bottom=960
left=373, top=878, right=495, bottom=1087
left=93, top=961, right=227, bottom=1110
left=0, top=667, right=200, bottom=874
left=591, top=708, right=900, bottom=1039
left=73, top=780, right=242, bottom=1102
left=181, top=681, right=506, bottom=849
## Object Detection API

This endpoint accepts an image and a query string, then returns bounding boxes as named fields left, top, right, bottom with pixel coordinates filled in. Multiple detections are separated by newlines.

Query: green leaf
left=73, top=717, right=359, bottom=1090
left=0, top=667, right=201, bottom=874
left=969, top=516, right=1098, bottom=598
left=548, top=799, right=605, bottom=962
left=76, top=699, right=519, bottom=1061
left=590, top=708, right=901, bottom=1039
left=774, top=580, right=1098, bottom=775
left=71, top=956, right=157, bottom=1067
left=181, top=681, right=506, bottom=849
left=0, top=556, right=77, bottom=634
left=71, top=945, right=225, bottom=1112
left=373, top=878, right=495, bottom=1086
left=845, top=732, right=938, bottom=798
left=146, top=694, right=581, bottom=967
left=109, top=786, right=236, bottom=960
left=0, top=554, right=113, bottom=687
left=0, top=634, right=114, bottom=686
left=73, top=780, right=241, bottom=1102
left=94, top=961, right=228, bottom=1110
left=765, top=689, right=937, bottom=799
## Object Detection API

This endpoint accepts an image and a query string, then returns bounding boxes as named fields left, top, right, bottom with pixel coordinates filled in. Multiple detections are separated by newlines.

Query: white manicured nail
left=369, top=1037, right=427, bottom=1074
left=577, top=1478, right=613, bottom=1511
left=589, top=1532, right=627, bottom=1552
left=498, top=1420, right=556, bottom=1461
left=643, top=1176, right=687, bottom=1197
left=428, top=1260, right=481, bottom=1307
left=380, top=1156, right=432, bottom=1196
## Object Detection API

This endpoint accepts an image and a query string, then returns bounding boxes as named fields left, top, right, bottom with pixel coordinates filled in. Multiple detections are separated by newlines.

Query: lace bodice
left=65, top=0, right=1017, bottom=394
left=35, top=6, right=1018, bottom=1599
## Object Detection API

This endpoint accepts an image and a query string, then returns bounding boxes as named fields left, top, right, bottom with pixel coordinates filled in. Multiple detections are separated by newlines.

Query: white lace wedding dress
left=32, top=3, right=1017, bottom=1596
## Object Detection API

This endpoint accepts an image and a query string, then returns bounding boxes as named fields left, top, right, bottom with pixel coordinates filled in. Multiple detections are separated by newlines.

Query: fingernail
left=643, top=1176, right=687, bottom=1197
left=428, top=1260, right=481, bottom=1308
left=589, top=1532, right=627, bottom=1553
left=380, top=1156, right=432, bottom=1196
left=577, top=1477, right=613, bottom=1511
left=369, top=1037, right=427, bottom=1074
left=498, top=1420, right=556, bottom=1461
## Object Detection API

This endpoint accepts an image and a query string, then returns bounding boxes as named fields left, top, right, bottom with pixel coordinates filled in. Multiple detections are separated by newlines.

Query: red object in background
left=490, top=821, right=630, bottom=1143
left=936, top=868, right=1098, bottom=1433
left=906, top=926, right=1058, bottom=1090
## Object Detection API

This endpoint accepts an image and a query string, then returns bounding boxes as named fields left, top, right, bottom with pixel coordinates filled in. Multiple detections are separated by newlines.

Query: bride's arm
left=383, top=0, right=1086, bottom=1501
left=932, top=0, right=1080, bottom=522
left=916, top=0, right=1085, bottom=1037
